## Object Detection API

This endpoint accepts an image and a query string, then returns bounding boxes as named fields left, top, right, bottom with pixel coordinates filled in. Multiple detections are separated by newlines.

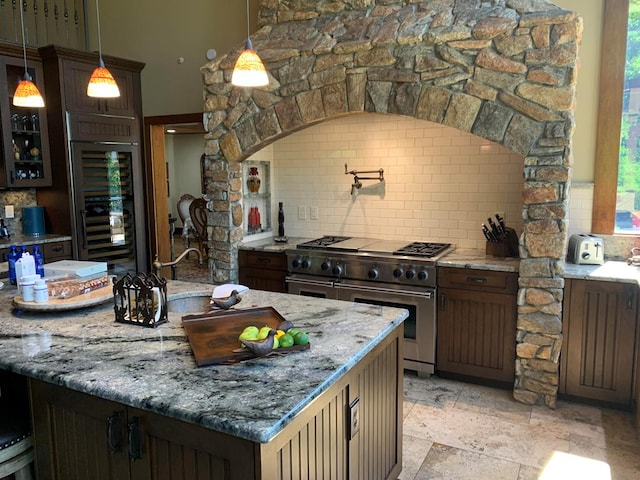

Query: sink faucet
left=152, top=248, right=203, bottom=280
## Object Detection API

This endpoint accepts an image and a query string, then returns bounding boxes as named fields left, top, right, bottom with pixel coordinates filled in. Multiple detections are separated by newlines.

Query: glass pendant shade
left=87, top=58, right=120, bottom=98
left=13, top=74, right=45, bottom=108
left=231, top=39, right=269, bottom=87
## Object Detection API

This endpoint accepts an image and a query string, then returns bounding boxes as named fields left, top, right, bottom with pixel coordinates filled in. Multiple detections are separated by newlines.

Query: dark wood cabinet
left=238, top=250, right=288, bottom=292
left=36, top=45, right=147, bottom=274
left=437, top=267, right=518, bottom=385
left=29, top=379, right=255, bottom=480
left=560, top=279, right=638, bottom=408
left=0, top=240, right=72, bottom=264
left=0, top=46, right=52, bottom=187
left=60, top=58, right=138, bottom=117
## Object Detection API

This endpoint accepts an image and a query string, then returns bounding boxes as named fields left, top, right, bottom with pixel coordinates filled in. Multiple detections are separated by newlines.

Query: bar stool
left=0, top=373, right=33, bottom=480
left=0, top=426, right=33, bottom=480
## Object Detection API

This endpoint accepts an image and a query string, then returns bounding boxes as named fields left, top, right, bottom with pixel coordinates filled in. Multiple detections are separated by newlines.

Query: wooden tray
left=182, top=307, right=310, bottom=367
left=12, top=285, right=113, bottom=311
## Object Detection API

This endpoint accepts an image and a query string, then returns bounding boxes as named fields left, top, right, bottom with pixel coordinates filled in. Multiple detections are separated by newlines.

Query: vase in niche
left=246, top=167, right=261, bottom=193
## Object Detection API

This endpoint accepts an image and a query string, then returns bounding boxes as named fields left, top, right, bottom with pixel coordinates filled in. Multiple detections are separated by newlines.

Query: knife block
left=485, top=227, right=519, bottom=258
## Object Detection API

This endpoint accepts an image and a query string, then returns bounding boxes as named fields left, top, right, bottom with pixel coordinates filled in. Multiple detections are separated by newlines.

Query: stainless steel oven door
left=285, top=275, right=339, bottom=299
left=335, top=280, right=436, bottom=376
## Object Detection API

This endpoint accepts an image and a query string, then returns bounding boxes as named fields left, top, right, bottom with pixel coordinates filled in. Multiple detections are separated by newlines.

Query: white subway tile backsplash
left=267, top=113, right=590, bottom=248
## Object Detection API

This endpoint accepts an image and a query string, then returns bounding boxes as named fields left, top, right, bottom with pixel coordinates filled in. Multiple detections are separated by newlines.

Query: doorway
left=144, top=113, right=206, bottom=280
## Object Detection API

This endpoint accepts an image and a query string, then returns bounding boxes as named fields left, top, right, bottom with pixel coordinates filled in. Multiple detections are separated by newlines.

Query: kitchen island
left=0, top=280, right=407, bottom=479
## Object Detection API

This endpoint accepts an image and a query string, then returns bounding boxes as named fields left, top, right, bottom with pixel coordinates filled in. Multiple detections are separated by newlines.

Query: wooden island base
left=29, top=324, right=403, bottom=480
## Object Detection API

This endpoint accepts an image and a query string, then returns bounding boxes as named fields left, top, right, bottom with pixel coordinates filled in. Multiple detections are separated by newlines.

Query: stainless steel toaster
left=567, top=234, right=604, bottom=265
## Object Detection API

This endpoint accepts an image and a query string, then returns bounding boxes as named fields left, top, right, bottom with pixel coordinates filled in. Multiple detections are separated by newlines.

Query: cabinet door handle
left=106, top=411, right=123, bottom=453
left=628, top=289, right=635, bottom=310
left=81, top=210, right=88, bottom=249
left=467, top=276, right=487, bottom=284
left=440, top=294, right=446, bottom=311
left=128, top=417, right=143, bottom=460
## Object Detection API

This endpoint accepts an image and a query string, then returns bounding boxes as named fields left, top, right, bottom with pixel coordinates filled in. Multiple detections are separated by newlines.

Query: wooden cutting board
left=182, top=307, right=310, bottom=367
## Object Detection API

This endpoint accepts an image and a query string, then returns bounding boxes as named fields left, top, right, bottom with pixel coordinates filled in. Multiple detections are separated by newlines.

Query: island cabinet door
left=30, top=379, right=131, bottom=480
left=127, top=407, right=257, bottom=480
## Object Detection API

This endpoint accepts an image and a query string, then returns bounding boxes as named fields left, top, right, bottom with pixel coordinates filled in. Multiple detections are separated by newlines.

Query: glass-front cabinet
left=0, top=54, right=51, bottom=187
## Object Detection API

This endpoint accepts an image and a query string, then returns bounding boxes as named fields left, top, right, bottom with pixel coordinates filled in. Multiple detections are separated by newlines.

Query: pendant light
left=87, top=0, right=120, bottom=98
left=231, top=0, right=269, bottom=87
left=13, top=4, right=45, bottom=108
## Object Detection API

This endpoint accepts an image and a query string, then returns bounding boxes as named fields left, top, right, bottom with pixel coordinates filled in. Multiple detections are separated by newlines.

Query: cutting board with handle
left=182, top=307, right=309, bottom=366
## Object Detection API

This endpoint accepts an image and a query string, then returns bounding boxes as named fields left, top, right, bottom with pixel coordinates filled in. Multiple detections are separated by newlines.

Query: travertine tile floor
left=401, top=373, right=640, bottom=480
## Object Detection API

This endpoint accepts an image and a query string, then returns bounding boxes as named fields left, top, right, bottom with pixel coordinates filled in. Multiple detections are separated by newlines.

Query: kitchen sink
left=167, top=293, right=213, bottom=313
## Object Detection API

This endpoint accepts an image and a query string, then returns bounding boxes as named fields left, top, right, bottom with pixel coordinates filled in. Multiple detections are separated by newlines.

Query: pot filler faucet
left=344, top=163, right=384, bottom=195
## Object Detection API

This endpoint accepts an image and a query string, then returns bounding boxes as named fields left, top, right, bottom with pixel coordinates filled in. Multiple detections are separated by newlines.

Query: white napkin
left=212, top=284, right=249, bottom=299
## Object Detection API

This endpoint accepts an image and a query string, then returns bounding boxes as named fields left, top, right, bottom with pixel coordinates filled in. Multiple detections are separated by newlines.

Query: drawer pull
left=467, top=276, right=487, bottom=284
left=52, top=246, right=63, bottom=253
left=257, top=257, right=271, bottom=264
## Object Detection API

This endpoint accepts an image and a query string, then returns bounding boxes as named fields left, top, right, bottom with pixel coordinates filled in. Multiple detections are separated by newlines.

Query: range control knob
left=368, top=267, right=379, bottom=280
left=405, top=269, right=416, bottom=280
left=393, top=268, right=403, bottom=278
left=332, top=264, right=343, bottom=276
left=417, top=270, right=428, bottom=281
left=292, top=257, right=302, bottom=269
left=321, top=260, right=331, bottom=271
left=301, top=259, right=311, bottom=269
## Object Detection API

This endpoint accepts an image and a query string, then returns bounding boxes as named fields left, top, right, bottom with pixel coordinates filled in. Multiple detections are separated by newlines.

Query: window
left=594, top=0, right=640, bottom=233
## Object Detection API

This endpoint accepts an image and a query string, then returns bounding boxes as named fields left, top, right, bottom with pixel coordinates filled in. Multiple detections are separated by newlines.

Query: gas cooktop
left=296, top=236, right=452, bottom=259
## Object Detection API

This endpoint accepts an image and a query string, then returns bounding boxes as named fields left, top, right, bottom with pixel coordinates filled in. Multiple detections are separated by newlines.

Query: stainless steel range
left=286, top=236, right=453, bottom=376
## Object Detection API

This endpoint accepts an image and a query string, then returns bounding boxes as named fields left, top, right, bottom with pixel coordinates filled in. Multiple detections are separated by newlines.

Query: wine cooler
left=71, top=143, right=146, bottom=276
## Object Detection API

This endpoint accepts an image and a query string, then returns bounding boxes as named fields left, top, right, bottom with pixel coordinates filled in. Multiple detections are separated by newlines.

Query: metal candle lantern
left=113, top=273, right=168, bottom=327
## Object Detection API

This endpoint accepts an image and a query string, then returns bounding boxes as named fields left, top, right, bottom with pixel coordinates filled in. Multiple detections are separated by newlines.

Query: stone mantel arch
left=201, top=0, right=581, bottom=407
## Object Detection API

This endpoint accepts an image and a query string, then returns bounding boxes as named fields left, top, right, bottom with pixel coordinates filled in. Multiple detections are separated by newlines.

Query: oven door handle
left=285, top=276, right=334, bottom=288
left=335, top=282, right=434, bottom=299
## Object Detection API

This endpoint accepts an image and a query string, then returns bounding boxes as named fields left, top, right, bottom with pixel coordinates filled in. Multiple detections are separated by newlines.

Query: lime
left=272, top=336, right=280, bottom=349
left=287, top=327, right=300, bottom=338
left=293, top=331, right=309, bottom=345
left=279, top=333, right=294, bottom=348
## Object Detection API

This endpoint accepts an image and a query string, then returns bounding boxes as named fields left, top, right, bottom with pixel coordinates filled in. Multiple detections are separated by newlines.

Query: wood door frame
left=143, top=113, right=204, bottom=266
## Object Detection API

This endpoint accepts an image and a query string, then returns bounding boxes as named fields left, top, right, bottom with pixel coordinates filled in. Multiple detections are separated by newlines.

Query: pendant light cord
left=95, top=0, right=103, bottom=62
left=19, top=1, right=29, bottom=76
left=246, top=0, right=250, bottom=39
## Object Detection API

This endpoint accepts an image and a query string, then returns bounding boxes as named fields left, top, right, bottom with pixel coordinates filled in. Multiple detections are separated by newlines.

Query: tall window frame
left=593, top=0, right=635, bottom=233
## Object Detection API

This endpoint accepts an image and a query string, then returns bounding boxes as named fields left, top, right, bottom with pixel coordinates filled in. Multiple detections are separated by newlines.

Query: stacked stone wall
left=201, top=0, right=580, bottom=406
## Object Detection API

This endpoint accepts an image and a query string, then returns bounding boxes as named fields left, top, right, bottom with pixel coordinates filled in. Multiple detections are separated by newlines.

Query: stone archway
left=201, top=0, right=581, bottom=407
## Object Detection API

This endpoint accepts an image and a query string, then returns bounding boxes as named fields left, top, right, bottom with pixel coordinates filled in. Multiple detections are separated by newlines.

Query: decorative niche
left=242, top=160, right=272, bottom=239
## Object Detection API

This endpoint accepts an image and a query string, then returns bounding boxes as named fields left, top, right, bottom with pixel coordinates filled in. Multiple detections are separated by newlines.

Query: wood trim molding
left=592, top=0, right=629, bottom=233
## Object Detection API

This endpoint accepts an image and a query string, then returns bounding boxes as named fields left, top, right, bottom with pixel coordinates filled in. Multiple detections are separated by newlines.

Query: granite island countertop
left=0, top=280, right=407, bottom=444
